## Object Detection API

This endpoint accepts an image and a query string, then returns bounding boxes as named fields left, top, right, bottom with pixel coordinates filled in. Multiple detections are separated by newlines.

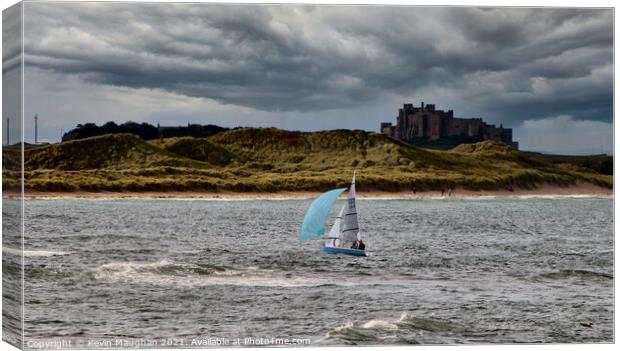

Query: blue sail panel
left=300, top=188, right=347, bottom=241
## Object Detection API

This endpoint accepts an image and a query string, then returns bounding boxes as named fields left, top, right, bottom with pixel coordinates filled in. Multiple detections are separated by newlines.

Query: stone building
left=380, top=102, right=518, bottom=149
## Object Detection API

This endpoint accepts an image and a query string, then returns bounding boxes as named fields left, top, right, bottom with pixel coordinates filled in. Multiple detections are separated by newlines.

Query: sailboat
left=300, top=171, right=367, bottom=257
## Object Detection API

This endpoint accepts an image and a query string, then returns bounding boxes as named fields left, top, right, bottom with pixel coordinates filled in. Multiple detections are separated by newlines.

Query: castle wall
left=409, top=114, right=419, bottom=138
left=467, top=119, right=482, bottom=137
left=448, top=118, right=467, bottom=135
left=427, top=112, right=443, bottom=140
left=483, top=126, right=513, bottom=144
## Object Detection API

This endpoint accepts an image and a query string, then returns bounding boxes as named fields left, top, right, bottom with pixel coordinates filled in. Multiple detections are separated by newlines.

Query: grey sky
left=5, top=2, right=614, bottom=154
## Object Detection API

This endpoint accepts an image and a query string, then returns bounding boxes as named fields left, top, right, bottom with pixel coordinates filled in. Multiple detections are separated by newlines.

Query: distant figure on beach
left=441, top=188, right=445, bottom=196
left=448, top=188, right=453, bottom=197
left=412, top=185, right=417, bottom=194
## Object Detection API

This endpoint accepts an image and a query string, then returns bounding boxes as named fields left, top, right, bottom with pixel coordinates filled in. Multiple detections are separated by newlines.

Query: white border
left=0, top=1, right=616, bottom=351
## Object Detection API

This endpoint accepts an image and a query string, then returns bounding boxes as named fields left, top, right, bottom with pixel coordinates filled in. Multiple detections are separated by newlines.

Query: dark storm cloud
left=22, top=3, right=613, bottom=123
left=2, top=2, right=22, bottom=74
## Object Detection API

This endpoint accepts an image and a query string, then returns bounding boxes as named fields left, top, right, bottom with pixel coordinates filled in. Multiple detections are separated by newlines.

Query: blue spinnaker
left=300, top=188, right=347, bottom=241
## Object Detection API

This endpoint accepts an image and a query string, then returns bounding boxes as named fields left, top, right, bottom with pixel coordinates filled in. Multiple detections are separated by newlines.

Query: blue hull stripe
left=320, top=246, right=367, bottom=256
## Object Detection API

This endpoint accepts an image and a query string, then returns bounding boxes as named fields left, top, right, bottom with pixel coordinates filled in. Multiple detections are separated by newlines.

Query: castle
left=380, top=102, right=518, bottom=149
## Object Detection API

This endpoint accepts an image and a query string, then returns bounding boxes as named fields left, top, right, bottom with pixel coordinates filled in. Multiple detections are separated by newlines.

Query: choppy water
left=3, top=196, right=614, bottom=347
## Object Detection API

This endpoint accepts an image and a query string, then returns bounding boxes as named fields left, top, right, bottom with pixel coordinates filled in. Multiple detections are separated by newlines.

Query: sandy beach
left=3, top=181, right=612, bottom=200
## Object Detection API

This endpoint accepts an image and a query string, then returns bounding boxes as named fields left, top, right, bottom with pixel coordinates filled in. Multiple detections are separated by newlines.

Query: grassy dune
left=522, top=151, right=613, bottom=176
left=2, top=128, right=612, bottom=193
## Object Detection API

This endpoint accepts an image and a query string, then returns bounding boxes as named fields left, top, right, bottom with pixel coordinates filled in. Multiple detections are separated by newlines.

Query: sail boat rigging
left=300, top=171, right=367, bottom=257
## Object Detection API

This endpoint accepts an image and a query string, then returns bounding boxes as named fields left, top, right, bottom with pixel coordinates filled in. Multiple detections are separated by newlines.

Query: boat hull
left=320, top=245, right=367, bottom=256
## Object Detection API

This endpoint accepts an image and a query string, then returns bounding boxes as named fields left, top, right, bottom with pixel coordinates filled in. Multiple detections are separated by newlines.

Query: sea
left=2, top=196, right=614, bottom=347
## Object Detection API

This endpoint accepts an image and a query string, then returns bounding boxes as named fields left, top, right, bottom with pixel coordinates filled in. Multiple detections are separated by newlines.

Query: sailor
left=351, top=240, right=359, bottom=249
left=358, top=240, right=365, bottom=251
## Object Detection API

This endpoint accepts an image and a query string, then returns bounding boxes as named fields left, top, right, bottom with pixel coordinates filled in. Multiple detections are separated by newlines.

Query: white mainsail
left=325, top=204, right=345, bottom=247
left=340, top=171, right=360, bottom=244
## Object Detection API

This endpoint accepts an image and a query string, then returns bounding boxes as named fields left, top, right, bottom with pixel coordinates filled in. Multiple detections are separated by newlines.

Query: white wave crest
left=2, top=246, right=71, bottom=257
left=93, top=259, right=359, bottom=288
left=329, top=312, right=416, bottom=337
left=362, top=319, right=399, bottom=331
